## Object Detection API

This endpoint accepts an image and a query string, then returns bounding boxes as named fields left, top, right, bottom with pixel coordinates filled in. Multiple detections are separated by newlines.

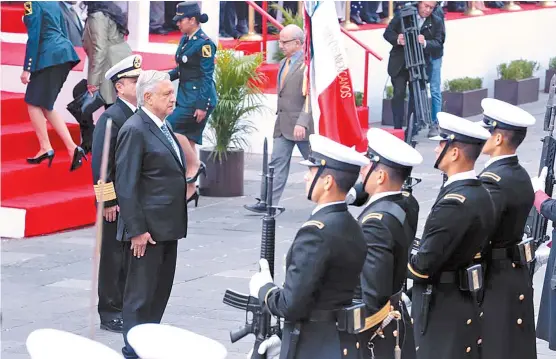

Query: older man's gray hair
left=136, top=70, right=170, bottom=106
left=282, top=24, right=304, bottom=44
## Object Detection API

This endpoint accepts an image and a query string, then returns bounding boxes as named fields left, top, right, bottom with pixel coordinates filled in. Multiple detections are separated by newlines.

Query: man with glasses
left=245, top=24, right=313, bottom=213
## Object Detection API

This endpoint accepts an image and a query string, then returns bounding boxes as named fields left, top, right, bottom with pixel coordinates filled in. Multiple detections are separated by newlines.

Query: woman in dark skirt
left=531, top=167, right=556, bottom=351
left=21, top=1, right=86, bottom=171
left=167, top=2, right=218, bottom=204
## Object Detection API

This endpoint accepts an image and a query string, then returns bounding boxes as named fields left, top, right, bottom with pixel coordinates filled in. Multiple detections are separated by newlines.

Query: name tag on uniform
left=182, top=55, right=188, bottom=63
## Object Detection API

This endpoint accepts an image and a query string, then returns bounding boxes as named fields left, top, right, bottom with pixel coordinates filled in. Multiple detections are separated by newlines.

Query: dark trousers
left=97, top=217, right=126, bottom=322
left=121, top=240, right=178, bottom=359
left=391, top=70, right=410, bottom=129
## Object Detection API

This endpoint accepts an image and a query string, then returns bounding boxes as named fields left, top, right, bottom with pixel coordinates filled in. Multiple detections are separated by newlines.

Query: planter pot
left=442, top=88, right=488, bottom=117
left=381, top=99, right=409, bottom=126
left=545, top=69, right=556, bottom=93
left=493, top=77, right=540, bottom=105
left=199, top=148, right=244, bottom=197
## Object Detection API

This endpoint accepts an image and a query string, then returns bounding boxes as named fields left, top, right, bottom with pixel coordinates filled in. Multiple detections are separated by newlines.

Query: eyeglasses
left=278, top=39, right=298, bottom=45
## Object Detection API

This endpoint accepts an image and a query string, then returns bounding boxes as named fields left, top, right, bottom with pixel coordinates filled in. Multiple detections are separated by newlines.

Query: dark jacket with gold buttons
left=478, top=156, right=537, bottom=359
left=168, top=28, right=217, bottom=112
left=22, top=1, right=80, bottom=73
left=258, top=203, right=366, bottom=359
left=408, top=178, right=494, bottom=359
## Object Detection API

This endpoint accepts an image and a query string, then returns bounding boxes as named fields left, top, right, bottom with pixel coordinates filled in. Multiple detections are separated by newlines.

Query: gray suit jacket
left=115, top=108, right=188, bottom=242
left=59, top=2, right=83, bottom=47
left=274, top=57, right=314, bottom=141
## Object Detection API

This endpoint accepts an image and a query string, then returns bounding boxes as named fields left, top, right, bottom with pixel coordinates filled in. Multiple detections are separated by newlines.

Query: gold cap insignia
left=133, top=56, right=142, bottom=69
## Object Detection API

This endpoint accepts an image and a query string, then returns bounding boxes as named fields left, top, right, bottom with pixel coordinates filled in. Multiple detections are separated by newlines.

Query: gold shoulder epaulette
left=443, top=193, right=466, bottom=203
left=401, top=191, right=410, bottom=197
left=302, top=220, right=325, bottom=229
left=362, top=213, right=383, bottom=223
left=480, top=171, right=501, bottom=182
left=93, top=181, right=117, bottom=202
left=474, top=252, right=482, bottom=259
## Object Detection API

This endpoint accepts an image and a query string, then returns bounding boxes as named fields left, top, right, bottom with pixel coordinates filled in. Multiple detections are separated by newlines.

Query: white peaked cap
left=430, top=112, right=491, bottom=143
left=480, top=98, right=536, bottom=130
left=366, top=128, right=423, bottom=168
left=105, top=54, right=143, bottom=82
left=127, top=324, right=228, bottom=359
left=26, top=328, right=124, bottom=359
left=300, top=134, right=370, bottom=172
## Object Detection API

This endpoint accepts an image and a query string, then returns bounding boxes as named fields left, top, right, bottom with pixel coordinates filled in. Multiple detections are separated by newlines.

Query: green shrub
left=385, top=85, right=394, bottom=100
left=354, top=91, right=364, bottom=106
left=549, top=57, right=556, bottom=70
left=497, top=59, right=539, bottom=80
left=443, top=77, right=483, bottom=92
left=271, top=4, right=304, bottom=62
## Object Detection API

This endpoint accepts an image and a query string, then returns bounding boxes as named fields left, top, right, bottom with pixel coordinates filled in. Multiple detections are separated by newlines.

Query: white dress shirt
left=443, top=170, right=477, bottom=187
left=119, top=97, right=137, bottom=113
left=484, top=154, right=517, bottom=169
left=312, top=200, right=345, bottom=216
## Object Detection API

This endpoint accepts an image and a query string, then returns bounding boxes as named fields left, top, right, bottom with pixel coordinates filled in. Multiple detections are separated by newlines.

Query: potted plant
left=494, top=59, right=540, bottom=105
left=199, top=48, right=267, bottom=197
left=271, top=4, right=304, bottom=62
left=381, top=85, right=408, bottom=126
left=545, top=57, right=556, bottom=93
left=442, top=77, right=487, bottom=117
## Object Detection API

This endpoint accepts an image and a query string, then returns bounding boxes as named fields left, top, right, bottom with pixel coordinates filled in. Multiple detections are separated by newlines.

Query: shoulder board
left=401, top=191, right=410, bottom=197
left=443, top=193, right=466, bottom=203
left=480, top=171, right=501, bottom=182
left=362, top=213, right=383, bottom=223
left=301, top=220, right=325, bottom=229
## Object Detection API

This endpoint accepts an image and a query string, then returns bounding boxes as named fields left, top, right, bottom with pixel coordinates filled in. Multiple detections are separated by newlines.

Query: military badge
left=202, top=45, right=212, bottom=58
left=182, top=55, right=188, bottom=63
left=133, top=56, right=142, bottom=69
left=24, top=2, right=32, bottom=16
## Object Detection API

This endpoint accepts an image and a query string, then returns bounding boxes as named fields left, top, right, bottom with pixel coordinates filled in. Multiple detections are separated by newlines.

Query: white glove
left=249, top=259, right=274, bottom=297
left=531, top=166, right=548, bottom=192
left=534, top=244, right=551, bottom=274
left=246, top=335, right=281, bottom=359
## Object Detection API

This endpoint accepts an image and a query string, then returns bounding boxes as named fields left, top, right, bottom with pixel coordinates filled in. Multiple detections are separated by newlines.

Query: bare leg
left=43, top=108, right=77, bottom=158
left=27, top=105, right=54, bottom=157
left=174, top=133, right=200, bottom=199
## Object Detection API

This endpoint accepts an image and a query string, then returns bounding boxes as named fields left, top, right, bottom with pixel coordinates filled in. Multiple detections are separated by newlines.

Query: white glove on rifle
left=246, top=335, right=281, bottom=359
left=531, top=166, right=548, bottom=193
left=249, top=259, right=274, bottom=297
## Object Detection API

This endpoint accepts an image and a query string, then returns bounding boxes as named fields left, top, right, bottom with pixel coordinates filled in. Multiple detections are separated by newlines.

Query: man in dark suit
left=478, top=98, right=537, bottom=359
left=354, top=128, right=423, bottom=359
left=58, top=1, right=83, bottom=46
left=91, top=54, right=142, bottom=334
left=115, top=70, right=187, bottom=359
left=249, top=134, right=369, bottom=359
left=245, top=24, right=313, bottom=213
left=383, top=1, right=445, bottom=135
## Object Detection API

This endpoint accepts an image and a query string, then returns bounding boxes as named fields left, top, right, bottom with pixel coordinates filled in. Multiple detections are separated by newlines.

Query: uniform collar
left=311, top=200, right=345, bottom=216
left=141, top=106, right=165, bottom=128
left=188, top=27, right=202, bottom=40
left=119, top=97, right=137, bottom=113
left=444, top=170, right=477, bottom=187
left=366, top=191, right=402, bottom=207
left=484, top=154, right=517, bottom=169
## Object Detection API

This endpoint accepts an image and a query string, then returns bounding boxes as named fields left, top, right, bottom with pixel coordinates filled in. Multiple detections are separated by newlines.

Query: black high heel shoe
left=27, top=150, right=55, bottom=167
left=187, top=187, right=200, bottom=207
left=70, top=146, right=88, bottom=172
left=186, top=162, right=206, bottom=184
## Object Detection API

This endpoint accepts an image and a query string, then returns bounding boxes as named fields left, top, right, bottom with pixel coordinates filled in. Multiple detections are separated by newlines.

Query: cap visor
left=172, top=15, right=183, bottom=22
left=429, top=135, right=444, bottom=141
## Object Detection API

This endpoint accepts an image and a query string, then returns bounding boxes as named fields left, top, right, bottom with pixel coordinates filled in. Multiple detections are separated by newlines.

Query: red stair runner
left=0, top=91, right=96, bottom=238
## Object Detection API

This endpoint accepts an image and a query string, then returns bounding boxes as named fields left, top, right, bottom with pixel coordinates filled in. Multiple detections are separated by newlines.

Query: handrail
left=244, top=0, right=383, bottom=111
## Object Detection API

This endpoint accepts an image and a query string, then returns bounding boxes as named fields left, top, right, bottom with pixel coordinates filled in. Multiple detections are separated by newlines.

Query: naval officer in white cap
left=91, top=54, right=142, bottom=334
left=476, top=98, right=537, bottom=359
left=408, top=112, right=494, bottom=359
left=353, top=128, right=423, bottom=359
left=249, top=134, right=369, bottom=359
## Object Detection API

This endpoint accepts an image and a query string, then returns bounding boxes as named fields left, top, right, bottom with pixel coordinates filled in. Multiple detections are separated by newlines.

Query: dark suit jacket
left=383, top=11, right=445, bottom=77
left=58, top=1, right=83, bottom=47
left=115, top=108, right=187, bottom=242
left=91, top=98, right=134, bottom=207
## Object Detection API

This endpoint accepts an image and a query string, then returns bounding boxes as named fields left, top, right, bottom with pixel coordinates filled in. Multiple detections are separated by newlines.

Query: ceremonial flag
left=303, top=1, right=363, bottom=148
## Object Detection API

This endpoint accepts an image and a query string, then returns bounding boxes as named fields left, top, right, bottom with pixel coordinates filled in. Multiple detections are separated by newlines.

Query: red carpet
left=0, top=91, right=96, bottom=237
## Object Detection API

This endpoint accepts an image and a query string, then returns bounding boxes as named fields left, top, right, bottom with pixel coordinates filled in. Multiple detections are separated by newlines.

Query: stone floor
left=2, top=93, right=556, bottom=358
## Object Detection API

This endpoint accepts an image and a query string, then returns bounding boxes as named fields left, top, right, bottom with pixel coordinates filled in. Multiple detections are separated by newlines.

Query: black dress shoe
left=150, top=28, right=169, bottom=35
left=244, top=202, right=267, bottom=214
left=100, top=318, right=123, bottom=333
left=27, top=150, right=55, bottom=167
left=70, top=146, right=88, bottom=172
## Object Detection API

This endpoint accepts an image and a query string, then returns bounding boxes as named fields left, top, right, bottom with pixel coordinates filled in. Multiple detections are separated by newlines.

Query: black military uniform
left=254, top=134, right=369, bottom=359
left=92, top=54, right=142, bottom=333
left=353, top=128, right=423, bottom=359
left=408, top=112, right=494, bottom=359
left=477, top=98, right=537, bottom=359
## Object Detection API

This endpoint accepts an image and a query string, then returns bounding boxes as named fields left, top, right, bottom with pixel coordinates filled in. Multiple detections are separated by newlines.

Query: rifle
left=525, top=74, right=556, bottom=277
left=223, top=160, right=285, bottom=358
left=253, top=138, right=269, bottom=209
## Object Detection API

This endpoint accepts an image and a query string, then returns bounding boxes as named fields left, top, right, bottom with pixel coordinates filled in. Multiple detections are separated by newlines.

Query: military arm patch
left=480, top=171, right=501, bottom=182
left=443, top=193, right=466, bottom=203
left=24, top=2, right=32, bottom=16
left=301, top=220, right=325, bottom=229
left=362, top=213, right=383, bottom=223
left=202, top=44, right=212, bottom=58
left=402, top=191, right=410, bottom=197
